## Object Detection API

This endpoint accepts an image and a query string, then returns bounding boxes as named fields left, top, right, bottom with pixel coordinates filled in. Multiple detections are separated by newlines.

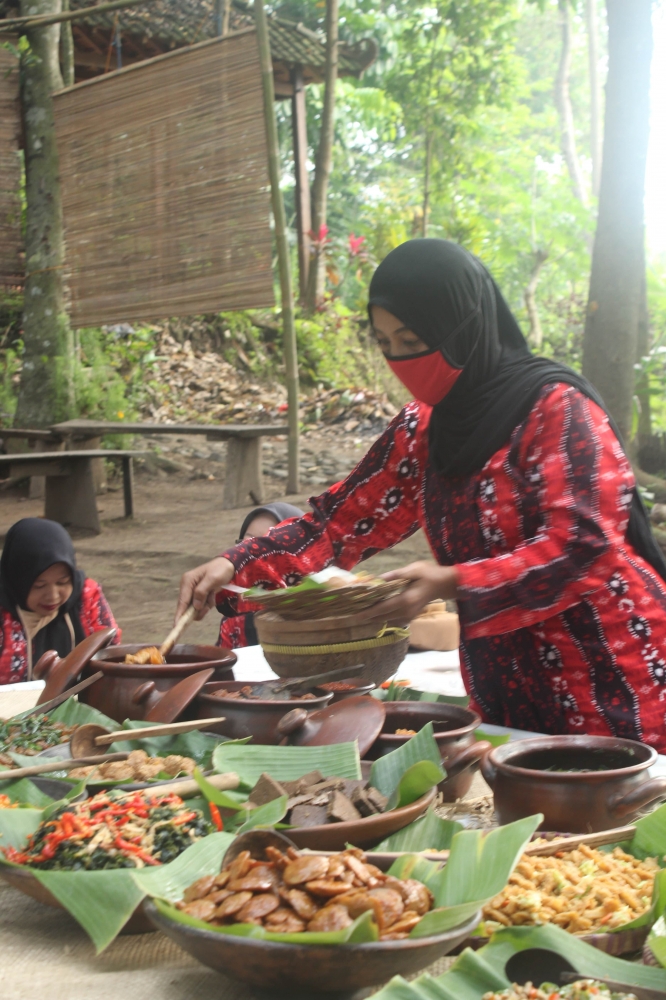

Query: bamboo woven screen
left=0, top=42, right=22, bottom=289
left=53, top=29, right=274, bottom=327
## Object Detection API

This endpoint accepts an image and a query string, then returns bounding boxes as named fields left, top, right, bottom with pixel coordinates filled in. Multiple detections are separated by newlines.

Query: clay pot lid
left=277, top=695, right=385, bottom=756
left=144, top=667, right=215, bottom=723
left=35, top=628, right=118, bottom=705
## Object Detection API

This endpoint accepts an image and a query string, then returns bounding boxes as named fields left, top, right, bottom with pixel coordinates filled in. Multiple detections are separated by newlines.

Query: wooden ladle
left=125, top=606, right=197, bottom=665
left=70, top=716, right=226, bottom=758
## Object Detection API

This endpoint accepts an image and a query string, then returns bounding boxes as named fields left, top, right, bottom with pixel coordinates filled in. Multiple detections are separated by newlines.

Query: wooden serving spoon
left=0, top=752, right=130, bottom=782
left=125, top=606, right=197, bottom=665
left=69, top=716, right=226, bottom=758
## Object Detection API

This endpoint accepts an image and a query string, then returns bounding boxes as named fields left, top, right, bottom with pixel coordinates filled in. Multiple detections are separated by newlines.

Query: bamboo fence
left=53, top=28, right=274, bottom=326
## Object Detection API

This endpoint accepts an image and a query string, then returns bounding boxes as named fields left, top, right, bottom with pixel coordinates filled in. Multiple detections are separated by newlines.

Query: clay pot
left=482, top=735, right=666, bottom=832
left=368, top=702, right=492, bottom=802
left=83, top=644, right=236, bottom=721
left=191, top=681, right=333, bottom=744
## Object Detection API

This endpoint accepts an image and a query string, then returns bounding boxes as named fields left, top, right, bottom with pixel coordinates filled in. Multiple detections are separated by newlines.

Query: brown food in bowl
left=211, top=685, right=316, bottom=702
left=176, top=845, right=434, bottom=940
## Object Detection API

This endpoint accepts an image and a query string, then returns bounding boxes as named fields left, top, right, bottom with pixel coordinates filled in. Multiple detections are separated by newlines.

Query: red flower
left=308, top=224, right=330, bottom=251
left=348, top=234, right=366, bottom=256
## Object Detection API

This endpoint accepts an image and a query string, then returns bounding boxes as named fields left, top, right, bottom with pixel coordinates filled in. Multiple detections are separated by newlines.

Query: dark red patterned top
left=220, top=384, right=666, bottom=750
left=0, top=578, right=121, bottom=684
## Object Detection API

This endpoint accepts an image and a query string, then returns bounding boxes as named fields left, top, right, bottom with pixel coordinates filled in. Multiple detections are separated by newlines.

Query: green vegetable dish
left=0, top=714, right=77, bottom=764
left=3, top=789, right=212, bottom=870
left=483, top=982, right=638, bottom=999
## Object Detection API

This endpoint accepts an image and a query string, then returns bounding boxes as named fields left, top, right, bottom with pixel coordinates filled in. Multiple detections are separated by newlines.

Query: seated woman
left=0, top=518, right=120, bottom=683
left=217, top=502, right=304, bottom=648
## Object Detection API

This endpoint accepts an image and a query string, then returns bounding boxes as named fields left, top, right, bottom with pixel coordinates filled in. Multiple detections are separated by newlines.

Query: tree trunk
left=555, top=0, right=587, bottom=205
left=421, top=131, right=432, bottom=238
left=635, top=250, right=651, bottom=447
left=582, top=0, right=652, bottom=441
left=585, top=0, right=602, bottom=197
left=15, top=0, right=75, bottom=429
left=59, top=0, right=74, bottom=86
left=524, top=249, right=549, bottom=350
left=304, top=0, right=338, bottom=313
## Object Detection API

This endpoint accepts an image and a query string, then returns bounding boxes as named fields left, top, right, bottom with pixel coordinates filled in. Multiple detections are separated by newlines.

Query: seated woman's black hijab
left=368, top=238, right=666, bottom=581
left=0, top=518, right=87, bottom=660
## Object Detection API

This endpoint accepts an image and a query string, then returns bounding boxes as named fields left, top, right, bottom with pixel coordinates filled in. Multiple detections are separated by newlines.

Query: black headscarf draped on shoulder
left=368, top=238, right=666, bottom=582
left=0, top=518, right=87, bottom=659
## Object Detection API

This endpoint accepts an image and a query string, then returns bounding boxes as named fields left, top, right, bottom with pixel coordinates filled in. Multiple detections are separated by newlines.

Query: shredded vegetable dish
left=178, top=845, right=434, bottom=939
left=482, top=844, right=659, bottom=935
left=0, top=715, right=78, bottom=765
left=483, top=982, right=638, bottom=999
left=3, top=789, right=212, bottom=870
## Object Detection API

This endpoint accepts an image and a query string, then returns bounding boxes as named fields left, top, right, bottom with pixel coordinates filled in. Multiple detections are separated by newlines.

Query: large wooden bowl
left=144, top=898, right=481, bottom=997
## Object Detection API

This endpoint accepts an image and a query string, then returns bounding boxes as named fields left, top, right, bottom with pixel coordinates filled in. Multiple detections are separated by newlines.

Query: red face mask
left=387, top=350, right=462, bottom=406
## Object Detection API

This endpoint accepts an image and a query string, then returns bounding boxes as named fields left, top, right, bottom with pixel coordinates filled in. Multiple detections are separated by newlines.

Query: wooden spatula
left=125, top=606, right=197, bottom=664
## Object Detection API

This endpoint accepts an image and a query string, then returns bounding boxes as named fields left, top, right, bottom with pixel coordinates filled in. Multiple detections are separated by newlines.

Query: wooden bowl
left=191, top=681, right=333, bottom=744
left=83, top=644, right=236, bottom=721
left=144, top=897, right=481, bottom=997
left=369, top=702, right=491, bottom=802
left=287, top=787, right=437, bottom=852
left=0, top=865, right=153, bottom=933
left=482, top=735, right=666, bottom=832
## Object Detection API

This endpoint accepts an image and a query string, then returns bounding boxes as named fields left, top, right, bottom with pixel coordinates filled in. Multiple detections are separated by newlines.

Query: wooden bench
left=0, top=450, right=143, bottom=533
left=51, top=420, right=289, bottom=509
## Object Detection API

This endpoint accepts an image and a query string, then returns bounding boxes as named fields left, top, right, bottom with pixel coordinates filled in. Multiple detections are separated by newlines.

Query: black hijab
left=0, top=518, right=86, bottom=660
left=237, top=503, right=304, bottom=543
left=368, top=238, right=666, bottom=582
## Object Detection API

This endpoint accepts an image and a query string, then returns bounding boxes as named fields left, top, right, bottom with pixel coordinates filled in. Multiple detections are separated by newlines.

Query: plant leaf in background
left=371, top=924, right=666, bottom=1000
left=388, top=760, right=444, bottom=810
left=369, top=724, right=444, bottom=801
left=476, top=730, right=510, bottom=748
left=212, top=740, right=362, bottom=786
left=372, top=806, right=462, bottom=853
left=387, top=814, right=541, bottom=938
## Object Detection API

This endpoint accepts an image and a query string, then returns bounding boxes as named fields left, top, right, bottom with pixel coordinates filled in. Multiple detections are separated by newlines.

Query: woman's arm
left=455, top=385, right=634, bottom=637
left=176, top=402, right=429, bottom=619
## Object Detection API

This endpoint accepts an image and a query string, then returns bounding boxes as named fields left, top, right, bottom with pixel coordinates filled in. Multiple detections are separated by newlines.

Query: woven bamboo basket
left=254, top=612, right=410, bottom=684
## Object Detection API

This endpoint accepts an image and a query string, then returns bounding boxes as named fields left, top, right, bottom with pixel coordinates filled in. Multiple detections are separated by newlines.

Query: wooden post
left=255, top=0, right=300, bottom=494
left=291, top=65, right=311, bottom=301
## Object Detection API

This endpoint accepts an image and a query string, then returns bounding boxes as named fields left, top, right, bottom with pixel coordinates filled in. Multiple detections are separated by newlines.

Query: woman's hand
left=377, top=561, right=459, bottom=623
left=176, top=557, right=235, bottom=622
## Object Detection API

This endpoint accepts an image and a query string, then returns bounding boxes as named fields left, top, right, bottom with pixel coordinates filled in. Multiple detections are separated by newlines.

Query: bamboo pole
left=254, top=0, right=300, bottom=494
left=1, top=0, right=155, bottom=32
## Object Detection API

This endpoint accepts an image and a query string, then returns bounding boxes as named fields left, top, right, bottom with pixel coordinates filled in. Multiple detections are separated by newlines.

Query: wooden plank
left=0, top=449, right=145, bottom=462
left=0, top=428, right=61, bottom=441
left=7, top=461, right=69, bottom=478
left=52, top=420, right=288, bottom=438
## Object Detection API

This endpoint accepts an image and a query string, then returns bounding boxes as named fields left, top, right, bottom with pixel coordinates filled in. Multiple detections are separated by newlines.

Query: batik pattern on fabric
left=221, top=384, right=666, bottom=750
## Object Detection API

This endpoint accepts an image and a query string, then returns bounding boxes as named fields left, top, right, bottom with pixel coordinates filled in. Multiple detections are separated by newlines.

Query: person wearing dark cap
left=179, top=238, right=666, bottom=750
left=216, top=503, right=303, bottom=648
left=0, top=518, right=121, bottom=683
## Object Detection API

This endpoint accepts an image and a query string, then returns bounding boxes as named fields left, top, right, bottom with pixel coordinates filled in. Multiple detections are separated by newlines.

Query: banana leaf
left=192, top=767, right=250, bottom=810
left=372, top=806, right=463, bottom=853
left=373, top=684, right=470, bottom=707
left=0, top=777, right=55, bottom=808
left=371, top=923, right=666, bottom=999
left=648, top=914, right=666, bottom=967
left=236, top=795, right=288, bottom=833
left=49, top=698, right=117, bottom=728
left=476, top=730, right=510, bottom=748
left=370, top=724, right=445, bottom=802
left=0, top=804, right=42, bottom=847
left=151, top=897, right=380, bottom=944
left=389, top=760, right=445, bottom=810
left=212, top=740, right=362, bottom=786
left=388, top=814, right=542, bottom=936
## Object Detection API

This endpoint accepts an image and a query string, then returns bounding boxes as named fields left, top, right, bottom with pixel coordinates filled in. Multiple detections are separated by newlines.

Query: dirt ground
left=0, top=425, right=432, bottom=645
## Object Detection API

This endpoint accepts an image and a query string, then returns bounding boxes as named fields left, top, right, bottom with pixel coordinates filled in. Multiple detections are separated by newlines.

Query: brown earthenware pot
left=368, top=702, right=492, bottom=802
left=191, top=681, right=333, bottom=743
left=83, top=644, right=236, bottom=721
left=482, top=735, right=666, bottom=832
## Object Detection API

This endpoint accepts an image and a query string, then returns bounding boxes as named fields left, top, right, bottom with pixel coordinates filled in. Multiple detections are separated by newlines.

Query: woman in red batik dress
left=177, top=239, right=666, bottom=751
